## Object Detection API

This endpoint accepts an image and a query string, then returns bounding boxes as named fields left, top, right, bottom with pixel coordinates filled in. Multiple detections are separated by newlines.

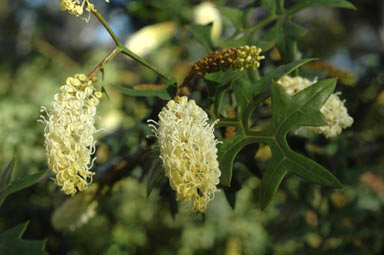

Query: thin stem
left=88, top=47, right=121, bottom=79
left=92, top=10, right=122, bottom=47
left=92, top=10, right=170, bottom=81
left=177, top=71, right=194, bottom=96
left=120, top=46, right=169, bottom=81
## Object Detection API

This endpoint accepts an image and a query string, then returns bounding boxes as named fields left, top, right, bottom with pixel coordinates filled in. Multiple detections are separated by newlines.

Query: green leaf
left=258, top=156, right=288, bottom=209
left=286, top=151, right=342, bottom=188
left=218, top=36, right=248, bottom=49
left=262, top=17, right=307, bottom=63
left=222, top=176, right=242, bottom=209
left=261, top=0, right=285, bottom=14
left=187, top=24, right=214, bottom=53
left=0, top=158, right=15, bottom=193
left=233, top=78, right=253, bottom=116
left=250, top=58, right=316, bottom=97
left=280, top=18, right=307, bottom=63
left=261, top=0, right=277, bottom=14
left=288, top=0, right=356, bottom=15
left=114, top=84, right=171, bottom=100
left=146, top=159, right=164, bottom=198
left=0, top=222, right=47, bottom=255
left=257, top=79, right=342, bottom=209
left=0, top=170, right=48, bottom=207
left=205, top=70, right=245, bottom=118
left=254, top=40, right=275, bottom=52
left=218, top=6, right=244, bottom=29
left=218, top=134, right=259, bottom=186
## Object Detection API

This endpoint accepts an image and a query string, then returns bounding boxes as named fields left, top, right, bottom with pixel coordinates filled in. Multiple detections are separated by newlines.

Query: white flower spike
left=148, top=96, right=221, bottom=213
left=39, top=74, right=102, bottom=196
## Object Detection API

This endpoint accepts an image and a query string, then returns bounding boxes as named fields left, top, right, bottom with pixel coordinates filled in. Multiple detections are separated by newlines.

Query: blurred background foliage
left=1, top=0, right=384, bottom=254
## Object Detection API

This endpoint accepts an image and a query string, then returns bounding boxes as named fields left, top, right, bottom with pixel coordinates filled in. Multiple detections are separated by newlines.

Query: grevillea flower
left=58, top=0, right=109, bottom=20
left=193, top=2, right=222, bottom=41
left=277, top=75, right=353, bottom=138
left=148, top=96, right=221, bottom=213
left=39, top=74, right=102, bottom=196
left=192, top=46, right=264, bottom=77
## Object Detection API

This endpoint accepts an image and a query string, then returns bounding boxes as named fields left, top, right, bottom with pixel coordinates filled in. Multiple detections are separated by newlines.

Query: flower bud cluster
left=148, top=96, right=221, bottom=212
left=192, top=46, right=264, bottom=77
left=39, top=74, right=102, bottom=196
left=58, top=0, right=109, bottom=18
left=277, top=75, right=353, bottom=138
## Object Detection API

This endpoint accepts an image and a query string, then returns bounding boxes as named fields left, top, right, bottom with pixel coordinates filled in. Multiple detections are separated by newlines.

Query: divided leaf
left=218, top=134, right=259, bottom=186
left=258, top=79, right=342, bottom=209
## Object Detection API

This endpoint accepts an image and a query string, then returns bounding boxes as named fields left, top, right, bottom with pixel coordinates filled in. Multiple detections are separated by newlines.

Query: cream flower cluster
left=277, top=75, right=353, bottom=138
left=232, top=45, right=265, bottom=71
left=58, top=0, right=109, bottom=19
left=148, top=96, right=221, bottom=213
left=193, top=2, right=222, bottom=41
left=39, top=74, right=102, bottom=196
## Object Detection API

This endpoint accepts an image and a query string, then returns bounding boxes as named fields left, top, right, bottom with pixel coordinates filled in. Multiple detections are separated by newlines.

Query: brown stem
left=94, top=148, right=145, bottom=196
left=176, top=71, right=195, bottom=96
left=87, top=47, right=120, bottom=79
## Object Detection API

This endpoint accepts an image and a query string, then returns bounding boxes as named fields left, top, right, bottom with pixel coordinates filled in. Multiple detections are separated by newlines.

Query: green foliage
left=0, top=222, right=46, bottom=255
left=258, top=79, right=342, bottom=209
left=263, top=17, right=307, bottom=63
left=206, top=59, right=342, bottom=208
left=187, top=24, right=215, bottom=53
left=3, top=0, right=380, bottom=254
left=287, top=0, right=356, bottom=15
left=0, top=159, right=47, bottom=207
left=217, top=6, right=244, bottom=30
left=0, top=158, right=14, bottom=194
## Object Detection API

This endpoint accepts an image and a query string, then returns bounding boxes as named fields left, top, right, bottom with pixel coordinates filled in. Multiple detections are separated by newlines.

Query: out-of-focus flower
left=192, top=46, right=264, bottom=77
left=39, top=74, right=102, bottom=196
left=277, top=75, right=353, bottom=138
left=125, top=22, right=176, bottom=57
left=51, top=190, right=98, bottom=231
left=193, top=2, right=222, bottom=41
left=58, top=0, right=109, bottom=20
left=148, top=96, right=221, bottom=212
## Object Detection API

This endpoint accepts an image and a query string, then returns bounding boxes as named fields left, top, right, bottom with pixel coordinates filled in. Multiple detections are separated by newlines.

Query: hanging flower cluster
left=192, top=45, right=264, bottom=77
left=277, top=75, right=353, bottom=138
left=58, top=0, right=109, bottom=19
left=39, top=73, right=102, bottom=196
left=148, top=96, right=221, bottom=212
